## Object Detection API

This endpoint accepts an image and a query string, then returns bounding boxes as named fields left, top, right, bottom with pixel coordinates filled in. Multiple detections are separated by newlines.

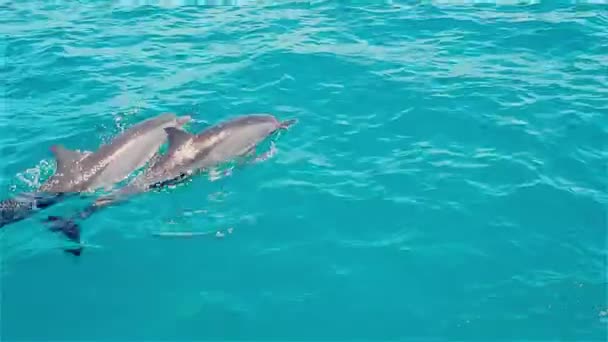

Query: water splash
left=11, top=159, right=55, bottom=193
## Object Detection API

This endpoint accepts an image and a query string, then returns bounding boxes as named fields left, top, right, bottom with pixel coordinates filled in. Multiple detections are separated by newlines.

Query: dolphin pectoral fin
left=164, top=127, right=194, bottom=149
left=244, top=145, right=256, bottom=157
left=233, top=146, right=257, bottom=167
left=251, top=141, right=277, bottom=164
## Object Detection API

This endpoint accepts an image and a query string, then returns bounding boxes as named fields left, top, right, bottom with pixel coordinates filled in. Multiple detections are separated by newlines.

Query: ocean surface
left=1, top=1, right=607, bottom=340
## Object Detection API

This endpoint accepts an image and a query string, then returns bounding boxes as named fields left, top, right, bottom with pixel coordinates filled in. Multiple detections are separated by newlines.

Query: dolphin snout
left=177, top=115, right=193, bottom=126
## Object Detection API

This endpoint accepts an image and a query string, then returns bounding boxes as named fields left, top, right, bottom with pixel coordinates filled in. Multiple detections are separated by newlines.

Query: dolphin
left=0, top=112, right=192, bottom=232
left=122, top=113, right=297, bottom=192
left=41, top=112, right=192, bottom=193
left=46, top=113, right=297, bottom=253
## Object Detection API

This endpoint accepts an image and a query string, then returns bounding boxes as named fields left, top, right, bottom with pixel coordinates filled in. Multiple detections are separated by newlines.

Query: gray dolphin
left=41, top=112, right=192, bottom=193
left=0, top=112, right=191, bottom=232
left=47, top=113, right=297, bottom=253
left=124, top=113, right=297, bottom=193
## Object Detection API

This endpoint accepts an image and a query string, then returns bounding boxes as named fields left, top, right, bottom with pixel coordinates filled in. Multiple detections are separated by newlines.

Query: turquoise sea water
left=2, top=1, right=607, bottom=340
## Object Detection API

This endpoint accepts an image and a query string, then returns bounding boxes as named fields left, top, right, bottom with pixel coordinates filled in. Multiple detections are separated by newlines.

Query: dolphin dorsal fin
left=50, top=145, right=89, bottom=175
left=164, top=127, right=193, bottom=149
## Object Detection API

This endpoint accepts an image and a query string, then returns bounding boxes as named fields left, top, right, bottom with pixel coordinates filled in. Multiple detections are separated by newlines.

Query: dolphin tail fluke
left=43, top=201, right=105, bottom=256
left=279, top=118, right=298, bottom=129
left=65, top=246, right=83, bottom=256
left=46, top=215, right=83, bottom=256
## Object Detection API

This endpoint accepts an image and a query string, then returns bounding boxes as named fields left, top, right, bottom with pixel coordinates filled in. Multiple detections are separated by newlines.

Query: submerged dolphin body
left=48, top=113, right=297, bottom=252
left=0, top=113, right=191, bottom=232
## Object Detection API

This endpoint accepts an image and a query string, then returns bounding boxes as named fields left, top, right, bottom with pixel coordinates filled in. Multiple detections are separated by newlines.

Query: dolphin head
left=193, top=113, right=296, bottom=159
left=152, top=113, right=192, bottom=129
left=175, top=115, right=192, bottom=129
left=250, top=113, right=297, bottom=138
left=157, top=113, right=191, bottom=126
left=154, top=113, right=192, bottom=134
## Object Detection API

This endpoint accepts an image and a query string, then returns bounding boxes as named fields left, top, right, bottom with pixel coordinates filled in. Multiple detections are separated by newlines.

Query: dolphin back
left=100, top=113, right=179, bottom=148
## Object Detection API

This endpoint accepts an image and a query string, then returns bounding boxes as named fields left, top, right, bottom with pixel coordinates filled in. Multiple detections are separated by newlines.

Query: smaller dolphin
left=0, top=113, right=191, bottom=232
left=47, top=113, right=297, bottom=253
